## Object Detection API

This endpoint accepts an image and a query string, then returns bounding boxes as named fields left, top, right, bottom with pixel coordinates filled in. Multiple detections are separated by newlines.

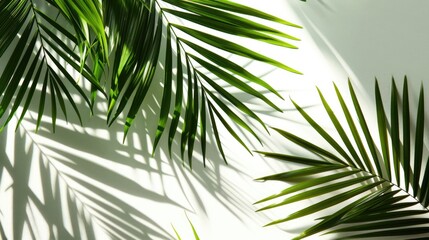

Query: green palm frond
left=256, top=78, right=429, bottom=239
left=1, top=0, right=301, bottom=166
left=0, top=0, right=105, bottom=133
left=149, top=0, right=301, bottom=165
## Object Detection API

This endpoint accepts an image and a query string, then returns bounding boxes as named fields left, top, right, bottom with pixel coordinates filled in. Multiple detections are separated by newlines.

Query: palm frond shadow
left=1, top=0, right=313, bottom=237
left=131, top=45, right=280, bottom=223
left=299, top=0, right=333, bottom=12
left=256, top=78, right=429, bottom=239
left=163, top=102, right=267, bottom=223
left=0, top=50, right=279, bottom=238
left=147, top=60, right=312, bottom=226
left=0, top=70, right=169, bottom=239
left=0, top=114, right=179, bottom=239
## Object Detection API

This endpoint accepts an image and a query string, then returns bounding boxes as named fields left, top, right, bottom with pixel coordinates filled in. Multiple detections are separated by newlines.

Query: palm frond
left=1, top=0, right=301, bottom=166
left=75, top=0, right=302, bottom=166
left=103, top=0, right=299, bottom=164
left=0, top=0, right=104, bottom=133
left=150, top=0, right=301, bottom=164
left=256, top=78, right=429, bottom=239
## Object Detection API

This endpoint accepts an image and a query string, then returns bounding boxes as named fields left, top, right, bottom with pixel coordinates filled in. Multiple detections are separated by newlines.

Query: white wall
left=1, top=1, right=429, bottom=239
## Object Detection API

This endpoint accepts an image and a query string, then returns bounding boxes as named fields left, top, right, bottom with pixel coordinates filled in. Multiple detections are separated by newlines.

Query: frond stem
left=29, top=0, right=50, bottom=63
left=348, top=164, right=429, bottom=212
left=155, top=0, right=206, bottom=89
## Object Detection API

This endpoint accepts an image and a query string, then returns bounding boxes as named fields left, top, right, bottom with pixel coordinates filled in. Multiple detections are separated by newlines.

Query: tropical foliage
left=0, top=0, right=301, bottom=167
left=6, top=0, right=428, bottom=239
left=256, top=78, right=429, bottom=239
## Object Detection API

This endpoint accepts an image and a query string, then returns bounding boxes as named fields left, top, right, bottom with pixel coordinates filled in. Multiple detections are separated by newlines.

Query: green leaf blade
left=168, top=42, right=184, bottom=157
left=413, top=86, right=425, bottom=197
left=173, top=24, right=301, bottom=74
left=375, top=80, right=391, bottom=181
left=348, top=80, right=384, bottom=178
left=255, top=170, right=360, bottom=204
left=264, top=181, right=384, bottom=226
left=390, top=79, right=401, bottom=184
left=317, top=87, right=364, bottom=170
left=153, top=28, right=173, bottom=154
left=403, top=77, right=411, bottom=191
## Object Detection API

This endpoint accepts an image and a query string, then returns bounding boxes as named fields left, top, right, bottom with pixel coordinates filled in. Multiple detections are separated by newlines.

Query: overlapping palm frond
left=256, top=78, right=429, bottom=239
left=1, top=0, right=301, bottom=166
left=136, top=0, right=302, bottom=165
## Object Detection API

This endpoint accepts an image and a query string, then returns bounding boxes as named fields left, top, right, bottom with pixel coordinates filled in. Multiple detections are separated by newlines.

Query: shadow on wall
left=0, top=19, right=284, bottom=240
left=0, top=65, right=263, bottom=239
left=0, top=98, right=177, bottom=239
left=0, top=1, right=335, bottom=239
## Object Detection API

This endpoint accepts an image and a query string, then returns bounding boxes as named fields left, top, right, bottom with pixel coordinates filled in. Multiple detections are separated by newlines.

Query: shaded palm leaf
left=149, top=0, right=302, bottom=164
left=1, top=0, right=301, bottom=166
left=256, top=78, right=429, bottom=239
left=0, top=0, right=105, bottom=133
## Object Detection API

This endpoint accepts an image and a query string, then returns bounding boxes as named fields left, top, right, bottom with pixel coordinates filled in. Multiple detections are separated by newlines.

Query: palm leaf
left=0, top=0, right=104, bottom=133
left=172, top=214, right=201, bottom=240
left=90, top=0, right=302, bottom=165
left=149, top=0, right=301, bottom=164
left=256, top=77, right=429, bottom=239
left=1, top=0, right=301, bottom=166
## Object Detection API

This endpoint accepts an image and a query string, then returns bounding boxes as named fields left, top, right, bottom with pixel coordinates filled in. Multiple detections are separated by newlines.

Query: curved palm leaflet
left=256, top=78, right=429, bottom=239
left=0, top=0, right=301, bottom=166
left=172, top=214, right=200, bottom=240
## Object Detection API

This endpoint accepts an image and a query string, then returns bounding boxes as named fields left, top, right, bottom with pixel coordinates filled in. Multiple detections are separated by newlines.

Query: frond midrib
left=345, top=161, right=429, bottom=212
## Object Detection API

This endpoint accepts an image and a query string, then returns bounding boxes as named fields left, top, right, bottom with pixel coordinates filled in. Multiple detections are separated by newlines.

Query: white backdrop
left=1, top=1, right=429, bottom=239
